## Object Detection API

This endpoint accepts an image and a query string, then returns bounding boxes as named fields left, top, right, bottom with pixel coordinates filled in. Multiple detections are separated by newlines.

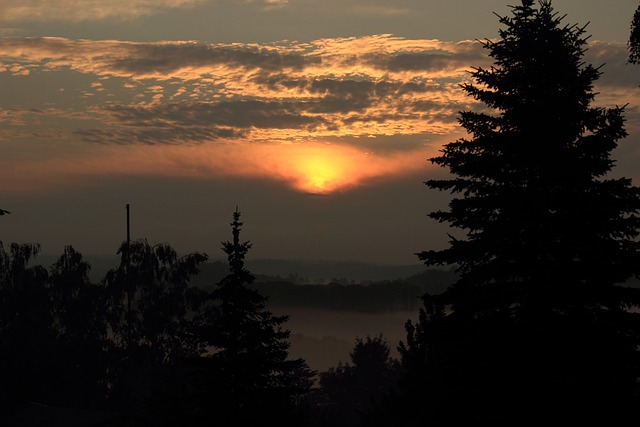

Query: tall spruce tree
left=202, top=208, right=315, bottom=427
left=394, top=1, right=640, bottom=424
left=629, top=2, right=640, bottom=65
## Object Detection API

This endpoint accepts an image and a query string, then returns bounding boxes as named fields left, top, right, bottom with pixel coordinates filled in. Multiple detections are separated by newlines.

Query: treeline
left=0, top=211, right=402, bottom=427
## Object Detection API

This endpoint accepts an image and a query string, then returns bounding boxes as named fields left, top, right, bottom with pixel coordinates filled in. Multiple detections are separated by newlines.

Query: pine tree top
left=418, top=0, right=640, bottom=314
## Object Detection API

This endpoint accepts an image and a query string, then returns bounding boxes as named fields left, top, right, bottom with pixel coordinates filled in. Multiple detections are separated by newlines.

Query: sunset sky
left=1, top=0, right=639, bottom=266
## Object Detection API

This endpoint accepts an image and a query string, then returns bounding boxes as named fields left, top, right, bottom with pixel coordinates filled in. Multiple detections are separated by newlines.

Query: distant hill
left=27, top=254, right=455, bottom=312
left=31, top=254, right=444, bottom=286
left=34, top=255, right=457, bottom=312
left=189, top=261, right=459, bottom=312
left=31, top=253, right=640, bottom=313
left=244, top=259, right=429, bottom=284
left=188, top=259, right=454, bottom=285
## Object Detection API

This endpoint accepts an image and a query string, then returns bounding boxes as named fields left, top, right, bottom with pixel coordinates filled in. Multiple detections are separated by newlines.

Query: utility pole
left=125, top=203, right=132, bottom=416
left=126, top=204, right=131, bottom=356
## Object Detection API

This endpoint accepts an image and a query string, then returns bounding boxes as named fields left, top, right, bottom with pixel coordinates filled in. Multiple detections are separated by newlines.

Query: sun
left=282, top=143, right=423, bottom=195
left=297, top=155, right=344, bottom=194
left=285, top=143, right=379, bottom=195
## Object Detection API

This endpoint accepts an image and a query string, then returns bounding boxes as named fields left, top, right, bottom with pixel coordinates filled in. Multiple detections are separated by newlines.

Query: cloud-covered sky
left=1, top=0, right=639, bottom=265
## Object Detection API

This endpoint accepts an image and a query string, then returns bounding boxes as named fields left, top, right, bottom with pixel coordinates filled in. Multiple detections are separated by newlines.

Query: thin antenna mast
left=125, top=203, right=133, bottom=414
left=126, top=203, right=131, bottom=352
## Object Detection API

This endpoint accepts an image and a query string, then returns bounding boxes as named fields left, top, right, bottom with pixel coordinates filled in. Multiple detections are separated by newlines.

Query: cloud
left=261, top=0, right=289, bottom=11
left=110, top=42, right=321, bottom=76
left=0, top=35, right=480, bottom=80
left=586, top=41, right=639, bottom=88
left=0, top=37, right=322, bottom=80
left=0, top=0, right=202, bottom=22
left=0, top=35, right=636, bottom=194
left=0, top=35, right=483, bottom=149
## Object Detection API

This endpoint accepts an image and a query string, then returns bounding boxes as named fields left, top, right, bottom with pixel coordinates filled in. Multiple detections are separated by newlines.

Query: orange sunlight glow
left=0, top=140, right=437, bottom=194
left=288, top=147, right=358, bottom=194
left=211, top=142, right=430, bottom=195
left=296, top=155, right=343, bottom=194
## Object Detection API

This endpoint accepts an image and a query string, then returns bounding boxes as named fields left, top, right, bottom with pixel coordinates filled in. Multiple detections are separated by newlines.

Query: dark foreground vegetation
left=0, top=210, right=404, bottom=427
left=4, top=1, right=640, bottom=425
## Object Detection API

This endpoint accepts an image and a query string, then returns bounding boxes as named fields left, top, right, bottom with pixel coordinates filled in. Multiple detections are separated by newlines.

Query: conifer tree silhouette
left=629, top=2, right=640, bottom=64
left=202, top=207, right=315, bottom=427
left=392, top=1, right=640, bottom=424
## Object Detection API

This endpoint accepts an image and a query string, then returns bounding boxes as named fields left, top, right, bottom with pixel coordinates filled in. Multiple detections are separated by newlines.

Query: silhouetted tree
left=103, top=239, right=208, bottom=422
left=0, top=209, right=9, bottom=215
left=629, top=2, right=640, bottom=64
left=48, top=245, right=112, bottom=409
left=0, top=242, right=53, bottom=409
left=314, top=335, right=401, bottom=427
left=395, top=1, right=640, bottom=424
left=200, top=208, right=315, bottom=426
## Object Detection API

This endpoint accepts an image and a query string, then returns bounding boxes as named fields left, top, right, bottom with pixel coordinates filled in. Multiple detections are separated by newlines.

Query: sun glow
left=281, top=143, right=431, bottom=194
left=294, top=154, right=347, bottom=194
left=0, top=139, right=433, bottom=195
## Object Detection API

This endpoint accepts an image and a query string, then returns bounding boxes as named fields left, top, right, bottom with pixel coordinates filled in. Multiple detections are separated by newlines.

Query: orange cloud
left=1, top=35, right=635, bottom=198
left=0, top=36, right=485, bottom=144
left=0, top=36, right=482, bottom=81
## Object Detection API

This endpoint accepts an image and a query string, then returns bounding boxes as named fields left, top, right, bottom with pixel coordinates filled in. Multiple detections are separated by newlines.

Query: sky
left=0, top=0, right=639, bottom=266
